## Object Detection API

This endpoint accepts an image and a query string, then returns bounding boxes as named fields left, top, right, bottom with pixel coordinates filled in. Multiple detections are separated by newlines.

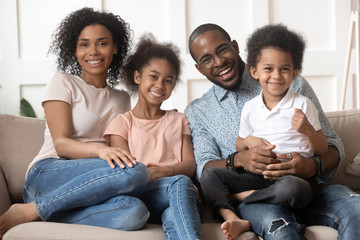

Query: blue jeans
left=238, top=183, right=360, bottom=240
left=24, top=158, right=151, bottom=230
left=140, top=175, right=201, bottom=240
left=200, top=168, right=314, bottom=220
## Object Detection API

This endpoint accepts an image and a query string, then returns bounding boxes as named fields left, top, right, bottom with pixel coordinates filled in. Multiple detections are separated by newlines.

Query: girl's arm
left=292, top=108, right=328, bottom=155
left=147, top=134, right=196, bottom=181
left=44, top=100, right=135, bottom=168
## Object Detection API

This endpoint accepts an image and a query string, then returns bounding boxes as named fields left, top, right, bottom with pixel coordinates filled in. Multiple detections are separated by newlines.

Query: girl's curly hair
left=246, top=24, right=306, bottom=72
left=48, top=7, right=132, bottom=87
left=121, top=33, right=182, bottom=95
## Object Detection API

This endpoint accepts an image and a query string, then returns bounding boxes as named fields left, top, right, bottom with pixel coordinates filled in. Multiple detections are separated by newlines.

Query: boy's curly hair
left=48, top=7, right=132, bottom=87
left=121, top=33, right=182, bottom=95
left=246, top=24, right=306, bottom=72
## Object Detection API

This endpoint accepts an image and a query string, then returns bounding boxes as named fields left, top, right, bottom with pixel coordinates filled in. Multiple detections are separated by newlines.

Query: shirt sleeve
left=43, top=72, right=72, bottom=105
left=303, top=97, right=321, bottom=132
left=185, top=103, right=222, bottom=180
left=182, top=115, right=192, bottom=136
left=238, top=103, right=253, bottom=138
left=103, top=113, right=130, bottom=145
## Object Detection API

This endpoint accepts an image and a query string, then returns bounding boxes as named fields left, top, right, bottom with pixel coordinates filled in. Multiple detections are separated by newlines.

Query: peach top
left=104, top=110, right=191, bottom=166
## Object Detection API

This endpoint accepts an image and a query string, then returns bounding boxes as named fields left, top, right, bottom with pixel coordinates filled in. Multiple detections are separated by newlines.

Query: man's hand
left=263, top=152, right=317, bottom=180
left=234, top=144, right=278, bottom=175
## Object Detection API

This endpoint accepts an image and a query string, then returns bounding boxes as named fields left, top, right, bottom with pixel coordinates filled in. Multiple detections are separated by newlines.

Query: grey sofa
left=1, top=108, right=360, bottom=240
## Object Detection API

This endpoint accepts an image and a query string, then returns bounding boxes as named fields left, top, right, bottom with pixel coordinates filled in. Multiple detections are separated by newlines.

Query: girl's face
left=250, top=47, right=298, bottom=102
left=134, top=58, right=176, bottom=107
left=75, top=24, right=117, bottom=84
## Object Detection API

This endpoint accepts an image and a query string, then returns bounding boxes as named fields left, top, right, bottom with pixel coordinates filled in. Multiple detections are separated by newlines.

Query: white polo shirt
left=238, top=89, right=321, bottom=158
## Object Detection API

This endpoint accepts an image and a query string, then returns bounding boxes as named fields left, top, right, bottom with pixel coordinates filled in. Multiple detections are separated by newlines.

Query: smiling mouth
left=86, top=60, right=103, bottom=64
left=268, top=82, right=284, bottom=87
left=150, top=91, right=163, bottom=98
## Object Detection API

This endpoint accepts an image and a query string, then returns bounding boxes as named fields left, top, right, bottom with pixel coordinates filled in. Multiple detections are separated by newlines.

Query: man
left=185, top=23, right=360, bottom=240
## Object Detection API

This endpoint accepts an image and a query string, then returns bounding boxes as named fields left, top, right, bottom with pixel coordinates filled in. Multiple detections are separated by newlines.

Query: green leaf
left=20, top=98, right=37, bottom=118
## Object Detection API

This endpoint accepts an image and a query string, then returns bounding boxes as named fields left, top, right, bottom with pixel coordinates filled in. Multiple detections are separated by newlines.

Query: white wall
left=0, top=0, right=357, bottom=118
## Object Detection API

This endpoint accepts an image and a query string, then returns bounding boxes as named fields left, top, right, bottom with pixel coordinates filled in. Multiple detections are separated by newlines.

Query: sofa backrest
left=0, top=114, right=45, bottom=203
left=327, top=109, right=360, bottom=190
left=1, top=108, right=360, bottom=204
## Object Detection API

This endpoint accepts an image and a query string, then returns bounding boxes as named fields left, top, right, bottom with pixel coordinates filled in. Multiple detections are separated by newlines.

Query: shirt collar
left=258, top=88, right=295, bottom=110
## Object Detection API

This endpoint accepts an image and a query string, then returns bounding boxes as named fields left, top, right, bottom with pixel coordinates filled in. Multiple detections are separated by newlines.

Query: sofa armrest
left=0, top=168, right=11, bottom=214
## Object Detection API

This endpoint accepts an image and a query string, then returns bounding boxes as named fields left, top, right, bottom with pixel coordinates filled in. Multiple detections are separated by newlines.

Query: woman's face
left=75, top=24, right=117, bottom=85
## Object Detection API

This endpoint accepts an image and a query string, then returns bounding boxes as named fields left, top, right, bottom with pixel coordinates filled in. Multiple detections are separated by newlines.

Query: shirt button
left=237, top=100, right=241, bottom=104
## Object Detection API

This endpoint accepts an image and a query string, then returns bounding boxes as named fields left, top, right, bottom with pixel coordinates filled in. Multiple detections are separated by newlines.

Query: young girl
left=0, top=8, right=150, bottom=239
left=104, top=34, right=201, bottom=240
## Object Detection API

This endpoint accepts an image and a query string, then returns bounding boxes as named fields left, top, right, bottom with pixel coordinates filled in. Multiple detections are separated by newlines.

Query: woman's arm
left=44, top=100, right=135, bottom=168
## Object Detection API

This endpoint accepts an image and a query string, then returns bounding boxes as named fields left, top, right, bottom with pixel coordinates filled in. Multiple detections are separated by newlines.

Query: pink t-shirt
left=26, top=72, right=130, bottom=176
left=104, top=110, right=191, bottom=167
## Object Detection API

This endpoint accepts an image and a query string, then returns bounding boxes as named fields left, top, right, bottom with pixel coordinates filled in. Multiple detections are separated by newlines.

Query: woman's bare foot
left=231, top=190, right=257, bottom=202
left=221, top=218, right=251, bottom=240
left=0, top=203, right=40, bottom=239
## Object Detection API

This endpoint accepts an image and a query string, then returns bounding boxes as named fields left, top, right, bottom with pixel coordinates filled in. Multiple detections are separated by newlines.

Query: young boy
left=200, top=24, right=328, bottom=240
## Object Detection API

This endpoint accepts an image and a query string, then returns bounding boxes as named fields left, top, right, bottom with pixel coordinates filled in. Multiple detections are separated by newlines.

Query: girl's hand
left=99, top=146, right=137, bottom=169
left=147, top=165, right=173, bottom=182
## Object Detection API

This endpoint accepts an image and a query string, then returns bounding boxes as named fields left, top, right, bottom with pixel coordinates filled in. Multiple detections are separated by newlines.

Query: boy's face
left=250, top=47, right=298, bottom=102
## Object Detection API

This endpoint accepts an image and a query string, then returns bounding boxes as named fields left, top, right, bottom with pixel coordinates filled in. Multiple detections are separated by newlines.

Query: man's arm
left=185, top=104, right=224, bottom=180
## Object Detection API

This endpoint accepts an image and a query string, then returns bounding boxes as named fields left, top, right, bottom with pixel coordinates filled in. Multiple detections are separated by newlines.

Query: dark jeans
left=200, top=168, right=316, bottom=220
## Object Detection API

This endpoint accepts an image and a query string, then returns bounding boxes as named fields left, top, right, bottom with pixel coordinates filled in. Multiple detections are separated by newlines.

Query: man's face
left=191, top=30, right=244, bottom=90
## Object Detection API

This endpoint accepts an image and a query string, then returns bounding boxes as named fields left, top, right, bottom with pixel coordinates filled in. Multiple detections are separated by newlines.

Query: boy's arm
left=236, top=136, right=272, bottom=151
left=306, top=129, right=328, bottom=156
left=292, top=108, right=328, bottom=155
left=235, top=136, right=247, bottom=151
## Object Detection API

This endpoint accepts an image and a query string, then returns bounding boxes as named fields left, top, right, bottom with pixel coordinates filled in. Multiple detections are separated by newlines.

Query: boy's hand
left=292, top=108, right=314, bottom=135
left=245, top=136, right=272, bottom=149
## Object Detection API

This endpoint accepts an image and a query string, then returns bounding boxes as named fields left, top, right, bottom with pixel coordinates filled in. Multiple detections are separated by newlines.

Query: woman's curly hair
left=246, top=24, right=306, bottom=72
left=121, top=33, right=182, bottom=95
left=48, top=7, right=132, bottom=87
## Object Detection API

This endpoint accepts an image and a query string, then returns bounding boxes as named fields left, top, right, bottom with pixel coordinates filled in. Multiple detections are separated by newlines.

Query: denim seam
left=41, top=169, right=129, bottom=220
left=68, top=197, right=132, bottom=224
left=24, top=182, right=47, bottom=220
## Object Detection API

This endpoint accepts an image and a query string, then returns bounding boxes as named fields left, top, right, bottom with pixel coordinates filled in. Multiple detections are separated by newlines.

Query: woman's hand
left=99, top=145, right=137, bottom=169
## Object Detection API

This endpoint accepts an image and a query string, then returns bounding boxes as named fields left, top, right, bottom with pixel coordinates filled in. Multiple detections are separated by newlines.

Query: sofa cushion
left=346, top=153, right=360, bottom=177
left=0, top=114, right=45, bottom=203
left=326, top=109, right=360, bottom=190
left=4, top=222, right=260, bottom=240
